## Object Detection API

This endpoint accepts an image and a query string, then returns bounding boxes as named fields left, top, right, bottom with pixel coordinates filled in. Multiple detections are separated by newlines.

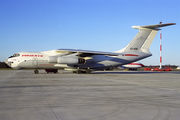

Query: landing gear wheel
left=76, top=70, right=81, bottom=74
left=34, top=69, right=39, bottom=74
left=86, top=69, right=91, bottom=74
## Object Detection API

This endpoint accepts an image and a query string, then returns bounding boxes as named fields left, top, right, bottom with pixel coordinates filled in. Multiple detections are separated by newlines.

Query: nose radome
left=4, top=58, right=11, bottom=68
left=4, top=59, right=8, bottom=64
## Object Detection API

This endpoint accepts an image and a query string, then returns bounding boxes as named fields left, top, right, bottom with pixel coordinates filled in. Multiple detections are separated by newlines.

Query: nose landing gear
left=34, top=69, right=39, bottom=74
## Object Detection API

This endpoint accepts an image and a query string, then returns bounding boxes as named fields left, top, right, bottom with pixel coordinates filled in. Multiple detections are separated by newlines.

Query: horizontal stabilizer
left=132, top=23, right=176, bottom=30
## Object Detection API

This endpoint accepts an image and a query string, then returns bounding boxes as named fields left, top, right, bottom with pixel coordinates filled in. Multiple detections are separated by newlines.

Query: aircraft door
left=32, top=58, right=38, bottom=66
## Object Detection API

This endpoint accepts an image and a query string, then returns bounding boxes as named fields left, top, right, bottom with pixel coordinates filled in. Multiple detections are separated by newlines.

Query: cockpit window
left=9, top=53, right=20, bottom=58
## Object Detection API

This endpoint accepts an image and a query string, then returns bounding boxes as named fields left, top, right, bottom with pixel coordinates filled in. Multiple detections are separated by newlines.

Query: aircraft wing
left=56, top=49, right=123, bottom=57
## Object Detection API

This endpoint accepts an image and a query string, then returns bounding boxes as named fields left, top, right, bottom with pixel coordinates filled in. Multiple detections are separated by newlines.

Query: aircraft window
left=9, top=53, right=20, bottom=58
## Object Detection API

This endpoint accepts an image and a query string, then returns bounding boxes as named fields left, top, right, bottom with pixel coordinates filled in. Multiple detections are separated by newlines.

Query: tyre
left=34, top=69, right=39, bottom=74
left=86, top=69, right=91, bottom=74
left=76, top=70, right=81, bottom=74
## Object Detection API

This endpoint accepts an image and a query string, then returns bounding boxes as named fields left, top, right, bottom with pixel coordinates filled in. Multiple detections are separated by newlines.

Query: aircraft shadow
left=92, top=71, right=180, bottom=74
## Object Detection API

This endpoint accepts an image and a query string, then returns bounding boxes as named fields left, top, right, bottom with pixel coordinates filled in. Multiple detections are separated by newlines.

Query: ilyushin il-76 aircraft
left=5, top=23, right=175, bottom=74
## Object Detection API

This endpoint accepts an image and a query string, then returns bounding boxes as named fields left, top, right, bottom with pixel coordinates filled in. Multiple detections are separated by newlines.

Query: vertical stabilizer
left=116, top=23, right=175, bottom=53
left=123, top=29, right=158, bottom=52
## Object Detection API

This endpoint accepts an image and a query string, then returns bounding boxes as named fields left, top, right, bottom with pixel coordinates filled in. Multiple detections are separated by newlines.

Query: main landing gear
left=74, top=69, right=92, bottom=74
left=86, top=69, right=91, bottom=74
left=45, top=69, right=58, bottom=73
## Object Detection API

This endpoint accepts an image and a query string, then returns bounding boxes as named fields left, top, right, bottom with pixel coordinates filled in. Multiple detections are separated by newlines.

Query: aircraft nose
left=4, top=58, right=11, bottom=67
left=4, top=58, right=8, bottom=64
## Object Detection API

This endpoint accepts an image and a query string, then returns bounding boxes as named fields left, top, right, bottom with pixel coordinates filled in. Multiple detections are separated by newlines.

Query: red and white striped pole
left=159, top=22, right=162, bottom=69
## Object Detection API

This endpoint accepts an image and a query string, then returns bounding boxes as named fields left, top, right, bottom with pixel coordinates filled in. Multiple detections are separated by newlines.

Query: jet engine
left=48, top=56, right=85, bottom=64
left=57, top=57, right=85, bottom=64
left=48, top=56, right=57, bottom=63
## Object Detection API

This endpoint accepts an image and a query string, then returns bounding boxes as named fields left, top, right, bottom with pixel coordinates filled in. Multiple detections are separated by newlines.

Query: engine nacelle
left=48, top=56, right=57, bottom=63
left=57, top=56, right=85, bottom=64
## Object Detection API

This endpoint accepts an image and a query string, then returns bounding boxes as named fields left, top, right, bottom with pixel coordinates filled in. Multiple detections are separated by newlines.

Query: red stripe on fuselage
left=22, top=55, right=43, bottom=57
left=124, top=54, right=139, bottom=56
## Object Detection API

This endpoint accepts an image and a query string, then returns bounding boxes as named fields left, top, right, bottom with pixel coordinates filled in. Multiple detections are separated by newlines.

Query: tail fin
left=117, top=23, right=175, bottom=53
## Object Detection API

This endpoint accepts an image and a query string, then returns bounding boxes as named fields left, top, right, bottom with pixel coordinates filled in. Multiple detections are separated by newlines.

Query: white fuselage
left=5, top=50, right=150, bottom=71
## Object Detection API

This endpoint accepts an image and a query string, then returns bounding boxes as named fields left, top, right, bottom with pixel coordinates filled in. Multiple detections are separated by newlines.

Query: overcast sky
left=0, top=0, right=179, bottom=65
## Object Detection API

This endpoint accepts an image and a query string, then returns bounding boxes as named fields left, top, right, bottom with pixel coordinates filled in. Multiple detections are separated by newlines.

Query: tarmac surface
left=0, top=70, right=180, bottom=120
